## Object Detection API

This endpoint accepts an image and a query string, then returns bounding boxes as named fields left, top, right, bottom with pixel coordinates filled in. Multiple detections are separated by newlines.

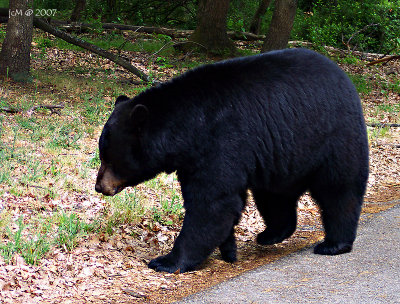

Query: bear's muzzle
left=95, top=163, right=126, bottom=196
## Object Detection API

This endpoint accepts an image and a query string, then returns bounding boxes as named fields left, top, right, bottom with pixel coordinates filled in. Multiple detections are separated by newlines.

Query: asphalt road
left=179, top=204, right=400, bottom=304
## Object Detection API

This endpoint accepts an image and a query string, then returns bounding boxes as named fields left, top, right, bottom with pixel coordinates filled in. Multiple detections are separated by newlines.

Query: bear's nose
left=95, top=183, right=102, bottom=193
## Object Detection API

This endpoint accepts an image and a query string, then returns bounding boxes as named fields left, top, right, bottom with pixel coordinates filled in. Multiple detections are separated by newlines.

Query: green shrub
left=292, top=0, right=400, bottom=53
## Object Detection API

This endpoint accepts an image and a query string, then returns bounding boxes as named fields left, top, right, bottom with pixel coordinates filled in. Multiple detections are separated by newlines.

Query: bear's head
left=95, top=95, right=154, bottom=196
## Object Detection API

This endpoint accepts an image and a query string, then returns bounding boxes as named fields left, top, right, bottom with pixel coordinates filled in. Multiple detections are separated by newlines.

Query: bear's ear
left=115, top=95, right=130, bottom=105
left=131, top=104, right=148, bottom=128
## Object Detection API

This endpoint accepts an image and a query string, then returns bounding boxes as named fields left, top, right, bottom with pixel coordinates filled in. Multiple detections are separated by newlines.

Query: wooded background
left=0, top=0, right=399, bottom=81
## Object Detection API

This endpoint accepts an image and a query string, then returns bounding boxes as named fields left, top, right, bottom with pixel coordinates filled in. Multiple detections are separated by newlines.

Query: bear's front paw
left=148, top=254, right=195, bottom=273
left=220, top=248, right=237, bottom=263
left=314, top=241, right=352, bottom=255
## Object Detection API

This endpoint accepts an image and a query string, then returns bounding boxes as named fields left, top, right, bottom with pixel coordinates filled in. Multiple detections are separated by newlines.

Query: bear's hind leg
left=311, top=185, right=363, bottom=255
left=252, top=190, right=298, bottom=245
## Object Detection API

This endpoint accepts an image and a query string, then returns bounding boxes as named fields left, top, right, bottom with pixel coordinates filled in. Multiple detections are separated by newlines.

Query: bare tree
left=249, top=0, right=273, bottom=35
left=0, top=0, right=34, bottom=80
left=261, top=0, right=297, bottom=52
left=189, top=0, right=236, bottom=55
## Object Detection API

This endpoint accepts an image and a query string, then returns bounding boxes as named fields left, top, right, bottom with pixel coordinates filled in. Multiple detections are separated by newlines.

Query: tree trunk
left=106, top=0, right=116, bottom=19
left=249, top=0, right=273, bottom=35
left=70, top=0, right=86, bottom=22
left=189, top=0, right=235, bottom=55
left=261, top=0, right=297, bottom=52
left=0, top=0, right=34, bottom=80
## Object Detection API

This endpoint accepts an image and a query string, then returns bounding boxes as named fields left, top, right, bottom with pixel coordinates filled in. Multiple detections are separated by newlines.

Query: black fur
left=96, top=48, right=369, bottom=273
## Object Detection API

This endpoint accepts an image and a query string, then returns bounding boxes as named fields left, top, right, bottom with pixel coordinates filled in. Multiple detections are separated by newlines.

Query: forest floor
left=0, top=29, right=399, bottom=303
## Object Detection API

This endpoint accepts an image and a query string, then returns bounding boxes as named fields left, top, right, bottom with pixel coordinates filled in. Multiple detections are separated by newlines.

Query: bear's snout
left=94, top=183, right=103, bottom=193
left=95, top=163, right=126, bottom=196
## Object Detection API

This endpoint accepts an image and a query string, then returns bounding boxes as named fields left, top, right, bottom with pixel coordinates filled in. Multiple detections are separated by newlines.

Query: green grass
left=348, top=74, right=373, bottom=95
left=0, top=212, right=95, bottom=264
left=151, top=192, right=184, bottom=226
left=0, top=217, right=51, bottom=265
left=102, top=190, right=145, bottom=234
left=54, top=212, right=89, bottom=251
left=368, top=125, right=391, bottom=143
left=376, top=103, right=400, bottom=114
left=381, top=78, right=400, bottom=95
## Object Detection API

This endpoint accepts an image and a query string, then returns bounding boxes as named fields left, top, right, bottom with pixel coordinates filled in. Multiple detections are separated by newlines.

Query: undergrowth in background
left=292, top=1, right=400, bottom=54
left=20, top=0, right=400, bottom=55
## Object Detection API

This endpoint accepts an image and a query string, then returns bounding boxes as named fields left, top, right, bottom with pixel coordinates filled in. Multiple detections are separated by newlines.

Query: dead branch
left=0, top=104, right=65, bottom=115
left=0, top=106, right=20, bottom=113
left=367, top=123, right=400, bottom=127
left=26, top=104, right=65, bottom=116
left=46, top=20, right=266, bottom=41
left=366, top=55, right=400, bottom=66
left=342, top=23, right=379, bottom=52
left=375, top=143, right=400, bottom=148
left=33, top=18, right=151, bottom=83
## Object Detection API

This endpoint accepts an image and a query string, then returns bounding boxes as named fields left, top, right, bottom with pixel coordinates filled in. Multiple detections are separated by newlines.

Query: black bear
left=95, top=48, right=369, bottom=273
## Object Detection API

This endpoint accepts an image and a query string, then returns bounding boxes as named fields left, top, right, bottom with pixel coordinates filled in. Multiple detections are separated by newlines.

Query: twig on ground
left=0, top=104, right=65, bottom=116
left=366, top=55, right=400, bottom=66
left=367, top=123, right=400, bottom=127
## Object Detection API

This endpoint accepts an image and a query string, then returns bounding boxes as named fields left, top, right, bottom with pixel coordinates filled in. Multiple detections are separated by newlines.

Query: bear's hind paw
left=256, top=228, right=294, bottom=245
left=314, top=241, right=353, bottom=255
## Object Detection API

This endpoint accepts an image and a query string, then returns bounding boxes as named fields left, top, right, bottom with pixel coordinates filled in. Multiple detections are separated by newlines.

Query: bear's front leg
left=148, top=194, right=243, bottom=273
left=219, top=228, right=237, bottom=263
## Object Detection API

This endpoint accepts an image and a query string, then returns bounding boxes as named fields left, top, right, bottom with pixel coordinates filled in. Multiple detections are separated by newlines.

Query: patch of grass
left=0, top=211, right=94, bottom=265
left=103, top=190, right=145, bottom=234
left=368, top=125, right=391, bottom=142
left=338, top=54, right=362, bottom=65
left=52, top=34, right=163, bottom=54
left=54, top=212, right=88, bottom=251
left=0, top=209, right=12, bottom=233
left=348, top=74, right=373, bottom=95
left=376, top=103, right=400, bottom=114
left=81, top=94, right=113, bottom=126
left=151, top=192, right=184, bottom=226
left=19, top=159, right=45, bottom=184
left=148, top=174, right=184, bottom=226
left=0, top=217, right=51, bottom=265
left=131, top=36, right=175, bottom=56
left=381, top=78, right=400, bottom=95
left=0, top=25, right=6, bottom=43
left=33, top=68, right=146, bottom=101
left=47, top=121, right=84, bottom=150
left=87, top=149, right=100, bottom=169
